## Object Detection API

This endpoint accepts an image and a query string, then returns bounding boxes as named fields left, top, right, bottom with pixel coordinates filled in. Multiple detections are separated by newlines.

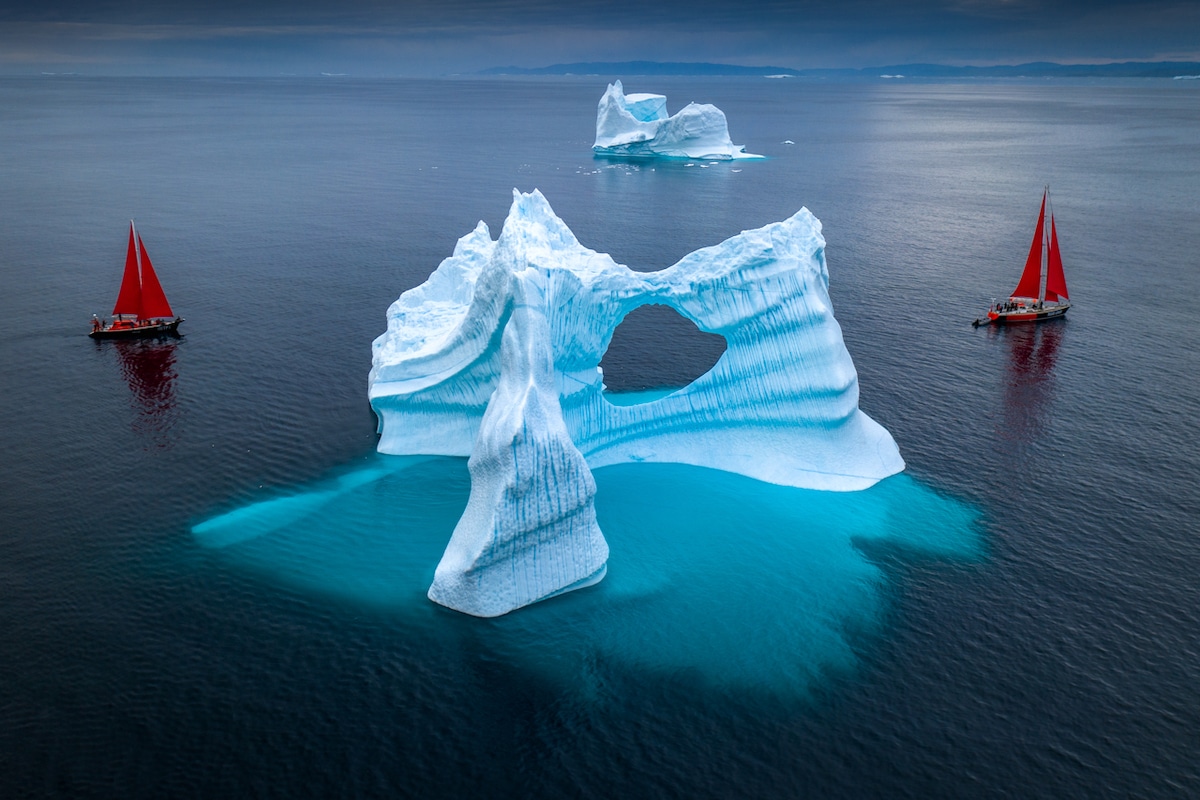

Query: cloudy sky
left=2, top=0, right=1197, bottom=76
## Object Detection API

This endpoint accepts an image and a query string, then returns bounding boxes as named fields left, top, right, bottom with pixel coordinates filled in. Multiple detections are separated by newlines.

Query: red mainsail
left=112, top=224, right=142, bottom=316
left=110, top=222, right=173, bottom=319
left=1044, top=215, right=1069, bottom=302
left=1011, top=191, right=1046, bottom=300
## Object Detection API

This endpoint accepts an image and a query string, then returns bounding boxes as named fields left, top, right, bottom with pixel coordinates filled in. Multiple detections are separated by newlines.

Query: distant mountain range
left=480, top=61, right=1200, bottom=79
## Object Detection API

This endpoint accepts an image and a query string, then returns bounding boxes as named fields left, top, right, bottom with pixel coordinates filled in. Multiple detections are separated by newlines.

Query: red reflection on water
left=996, top=321, right=1064, bottom=447
left=109, top=338, right=180, bottom=448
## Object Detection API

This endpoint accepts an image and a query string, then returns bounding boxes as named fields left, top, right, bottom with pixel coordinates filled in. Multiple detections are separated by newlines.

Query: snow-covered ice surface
left=593, top=80, right=763, bottom=160
left=369, top=189, right=904, bottom=616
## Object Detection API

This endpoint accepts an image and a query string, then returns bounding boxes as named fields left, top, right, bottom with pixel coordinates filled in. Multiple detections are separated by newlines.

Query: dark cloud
left=1, top=0, right=1195, bottom=75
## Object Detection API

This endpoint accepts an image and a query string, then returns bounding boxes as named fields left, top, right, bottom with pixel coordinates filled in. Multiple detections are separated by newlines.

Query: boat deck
left=89, top=317, right=182, bottom=339
left=973, top=301, right=1069, bottom=327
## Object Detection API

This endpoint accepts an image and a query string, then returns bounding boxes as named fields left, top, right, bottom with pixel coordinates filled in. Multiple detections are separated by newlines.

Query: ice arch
left=599, top=303, right=727, bottom=393
left=369, top=189, right=903, bottom=616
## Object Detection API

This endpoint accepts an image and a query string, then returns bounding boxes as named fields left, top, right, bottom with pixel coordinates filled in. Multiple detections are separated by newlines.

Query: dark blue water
left=2, top=76, right=1198, bottom=798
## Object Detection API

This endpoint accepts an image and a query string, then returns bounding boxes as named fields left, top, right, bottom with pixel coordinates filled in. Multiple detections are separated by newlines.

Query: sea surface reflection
left=994, top=321, right=1065, bottom=449
left=102, top=337, right=182, bottom=448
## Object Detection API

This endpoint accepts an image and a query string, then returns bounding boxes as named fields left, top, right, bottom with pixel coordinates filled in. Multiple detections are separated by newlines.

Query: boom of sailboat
left=90, top=221, right=183, bottom=339
left=973, top=188, right=1071, bottom=327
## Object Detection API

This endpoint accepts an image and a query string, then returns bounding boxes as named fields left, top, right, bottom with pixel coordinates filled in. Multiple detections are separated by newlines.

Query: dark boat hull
left=973, top=304, right=1069, bottom=327
left=89, top=318, right=183, bottom=339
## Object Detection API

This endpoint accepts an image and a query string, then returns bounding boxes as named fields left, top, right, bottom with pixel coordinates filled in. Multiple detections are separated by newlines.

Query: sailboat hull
left=973, top=304, right=1069, bottom=327
left=89, top=318, right=183, bottom=339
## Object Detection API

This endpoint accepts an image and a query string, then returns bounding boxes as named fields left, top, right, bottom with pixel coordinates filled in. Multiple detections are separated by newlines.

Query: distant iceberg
left=592, top=80, right=763, bottom=160
left=370, top=190, right=903, bottom=616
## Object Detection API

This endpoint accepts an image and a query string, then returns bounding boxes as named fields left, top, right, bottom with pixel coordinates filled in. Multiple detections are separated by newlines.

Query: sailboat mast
left=1040, top=188, right=1050, bottom=303
left=131, top=219, right=142, bottom=319
left=1039, top=200, right=1046, bottom=303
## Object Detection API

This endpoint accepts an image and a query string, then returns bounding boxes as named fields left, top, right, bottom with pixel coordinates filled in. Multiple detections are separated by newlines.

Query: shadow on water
left=191, top=452, right=984, bottom=698
left=98, top=337, right=183, bottom=449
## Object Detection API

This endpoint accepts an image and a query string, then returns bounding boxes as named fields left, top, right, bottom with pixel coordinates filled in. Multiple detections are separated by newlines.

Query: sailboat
left=90, top=221, right=183, bottom=338
left=973, top=188, right=1071, bottom=327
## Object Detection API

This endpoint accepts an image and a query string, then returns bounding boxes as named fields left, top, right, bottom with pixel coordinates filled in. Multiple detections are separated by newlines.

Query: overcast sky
left=2, top=0, right=1197, bottom=76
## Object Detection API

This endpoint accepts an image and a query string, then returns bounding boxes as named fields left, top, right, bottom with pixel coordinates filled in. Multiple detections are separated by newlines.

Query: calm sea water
left=2, top=76, right=1198, bottom=798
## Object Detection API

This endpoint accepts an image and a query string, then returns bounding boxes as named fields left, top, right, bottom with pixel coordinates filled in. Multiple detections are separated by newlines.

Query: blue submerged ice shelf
left=192, top=454, right=981, bottom=695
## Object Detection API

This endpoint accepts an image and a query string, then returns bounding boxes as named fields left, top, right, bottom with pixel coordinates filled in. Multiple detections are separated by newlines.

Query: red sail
left=1012, top=192, right=1046, bottom=300
left=1045, top=215, right=1069, bottom=302
left=112, top=224, right=142, bottom=316
left=136, top=234, right=174, bottom=319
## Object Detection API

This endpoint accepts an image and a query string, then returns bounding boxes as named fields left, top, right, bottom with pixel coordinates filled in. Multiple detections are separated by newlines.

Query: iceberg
left=592, top=80, right=763, bottom=160
left=369, top=189, right=903, bottom=616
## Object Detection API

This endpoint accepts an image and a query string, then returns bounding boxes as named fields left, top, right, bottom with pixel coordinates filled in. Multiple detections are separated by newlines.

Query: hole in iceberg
left=600, top=304, right=726, bottom=398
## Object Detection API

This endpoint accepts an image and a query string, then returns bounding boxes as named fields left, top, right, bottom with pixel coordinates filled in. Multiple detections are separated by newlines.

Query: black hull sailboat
left=90, top=222, right=183, bottom=339
left=974, top=189, right=1071, bottom=327
left=91, top=318, right=183, bottom=339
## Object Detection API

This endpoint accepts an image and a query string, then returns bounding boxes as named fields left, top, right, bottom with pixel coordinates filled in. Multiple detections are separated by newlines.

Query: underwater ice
left=192, top=455, right=981, bottom=694
left=592, top=80, right=763, bottom=160
left=370, top=189, right=904, bottom=616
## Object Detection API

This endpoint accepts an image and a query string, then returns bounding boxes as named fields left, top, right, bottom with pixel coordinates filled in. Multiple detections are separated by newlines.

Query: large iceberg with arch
left=369, top=189, right=903, bottom=617
left=593, top=80, right=763, bottom=160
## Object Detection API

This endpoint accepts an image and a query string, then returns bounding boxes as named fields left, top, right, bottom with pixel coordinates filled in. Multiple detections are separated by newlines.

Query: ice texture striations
left=592, top=80, right=763, bottom=160
left=426, top=266, right=610, bottom=617
left=369, top=189, right=904, bottom=616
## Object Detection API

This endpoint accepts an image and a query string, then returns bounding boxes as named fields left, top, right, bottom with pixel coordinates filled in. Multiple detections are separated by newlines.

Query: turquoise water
left=193, top=453, right=982, bottom=695
left=601, top=388, right=673, bottom=405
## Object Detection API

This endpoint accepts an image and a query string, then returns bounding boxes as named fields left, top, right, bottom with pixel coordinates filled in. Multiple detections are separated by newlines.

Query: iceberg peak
left=495, top=188, right=586, bottom=268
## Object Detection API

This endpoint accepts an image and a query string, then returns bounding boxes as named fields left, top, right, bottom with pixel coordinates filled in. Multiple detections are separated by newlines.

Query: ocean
left=1, top=75, right=1198, bottom=797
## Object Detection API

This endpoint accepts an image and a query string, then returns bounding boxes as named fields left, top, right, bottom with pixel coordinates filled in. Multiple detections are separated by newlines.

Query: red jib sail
left=110, top=222, right=173, bottom=319
left=112, top=224, right=142, bottom=316
left=1011, top=191, right=1046, bottom=300
left=1044, top=215, right=1069, bottom=302
left=136, top=234, right=174, bottom=318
